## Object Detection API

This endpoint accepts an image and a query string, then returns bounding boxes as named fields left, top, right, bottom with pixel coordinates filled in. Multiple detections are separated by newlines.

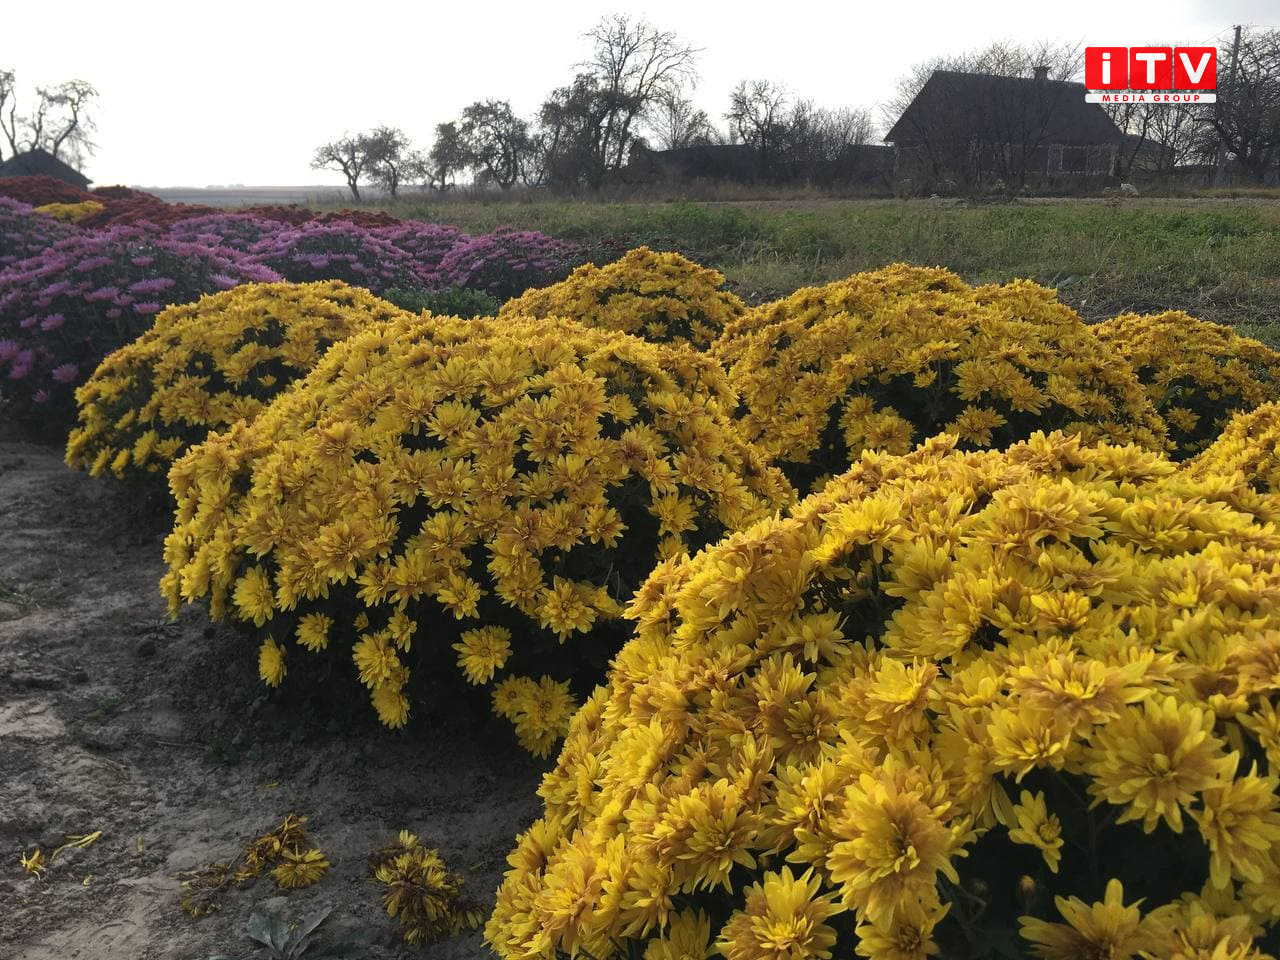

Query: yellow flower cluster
left=66, top=281, right=406, bottom=483
left=372, top=830, right=486, bottom=945
left=486, top=430, right=1280, bottom=960
left=712, top=264, right=1166, bottom=492
left=500, top=247, right=746, bottom=349
left=34, top=199, right=104, bottom=223
left=161, top=313, right=791, bottom=752
left=1187, top=402, right=1280, bottom=495
left=1094, top=310, right=1280, bottom=457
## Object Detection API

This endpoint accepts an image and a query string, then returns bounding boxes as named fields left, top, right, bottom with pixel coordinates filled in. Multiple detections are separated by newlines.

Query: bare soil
left=0, top=438, right=544, bottom=959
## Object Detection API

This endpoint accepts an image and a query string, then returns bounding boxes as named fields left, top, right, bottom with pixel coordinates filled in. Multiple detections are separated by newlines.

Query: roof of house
left=0, top=147, right=92, bottom=188
left=885, top=70, right=1122, bottom=147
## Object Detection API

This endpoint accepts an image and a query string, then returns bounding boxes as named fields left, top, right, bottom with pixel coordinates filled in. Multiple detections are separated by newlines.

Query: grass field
left=363, top=195, right=1280, bottom=346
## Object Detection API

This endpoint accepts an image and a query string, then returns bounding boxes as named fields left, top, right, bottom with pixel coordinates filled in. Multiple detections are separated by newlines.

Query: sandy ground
left=0, top=438, right=544, bottom=959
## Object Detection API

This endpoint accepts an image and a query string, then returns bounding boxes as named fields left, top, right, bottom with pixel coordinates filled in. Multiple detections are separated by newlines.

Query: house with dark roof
left=0, top=147, right=91, bottom=189
left=884, top=68, right=1122, bottom=190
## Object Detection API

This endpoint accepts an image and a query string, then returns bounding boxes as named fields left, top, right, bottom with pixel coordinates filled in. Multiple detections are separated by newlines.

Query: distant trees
left=457, top=100, right=532, bottom=189
left=0, top=69, right=99, bottom=167
left=1208, top=28, right=1280, bottom=183
left=538, top=15, right=702, bottom=188
left=726, top=80, right=874, bottom=181
left=311, top=133, right=376, bottom=201
left=424, top=121, right=467, bottom=191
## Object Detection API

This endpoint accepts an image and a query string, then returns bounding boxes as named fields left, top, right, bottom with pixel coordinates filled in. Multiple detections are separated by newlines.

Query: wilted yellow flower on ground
left=272, top=848, right=329, bottom=888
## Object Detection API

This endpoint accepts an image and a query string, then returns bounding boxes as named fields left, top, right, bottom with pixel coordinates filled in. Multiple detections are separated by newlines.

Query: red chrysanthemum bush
left=488, top=431, right=1280, bottom=960
left=161, top=314, right=792, bottom=755
left=66, top=281, right=408, bottom=484
left=1093, top=311, right=1280, bottom=458
left=499, top=247, right=748, bottom=349
left=711, top=264, right=1167, bottom=494
left=0, top=174, right=94, bottom=205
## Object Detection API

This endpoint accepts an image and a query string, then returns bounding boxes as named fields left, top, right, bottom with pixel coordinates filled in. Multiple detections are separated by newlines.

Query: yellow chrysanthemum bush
left=33, top=199, right=105, bottom=223
left=487, top=430, right=1280, bottom=960
left=499, top=247, right=747, bottom=349
left=1187, top=402, right=1280, bottom=495
left=65, top=281, right=407, bottom=484
left=1093, top=311, right=1280, bottom=458
left=161, top=313, right=792, bottom=755
left=712, top=264, right=1167, bottom=493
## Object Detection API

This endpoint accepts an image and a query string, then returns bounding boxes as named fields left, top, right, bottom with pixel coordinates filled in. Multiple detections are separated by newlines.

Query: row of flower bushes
left=0, top=200, right=584, bottom=430
left=13, top=210, right=1280, bottom=957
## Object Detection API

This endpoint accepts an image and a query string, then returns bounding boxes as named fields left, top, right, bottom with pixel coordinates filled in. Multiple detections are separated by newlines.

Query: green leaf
left=246, top=910, right=289, bottom=953
left=291, top=904, right=332, bottom=945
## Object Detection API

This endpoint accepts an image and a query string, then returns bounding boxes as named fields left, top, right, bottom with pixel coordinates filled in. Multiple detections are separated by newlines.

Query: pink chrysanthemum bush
left=161, top=314, right=792, bottom=755
left=711, top=264, right=1167, bottom=494
left=431, top=228, right=585, bottom=300
left=499, top=247, right=748, bottom=349
left=487, top=431, right=1280, bottom=960
left=370, top=222, right=468, bottom=277
left=166, top=213, right=288, bottom=253
left=0, top=228, right=280, bottom=434
left=244, top=220, right=429, bottom=294
left=0, top=197, right=74, bottom=269
left=1093, top=311, right=1280, bottom=458
left=66, top=281, right=408, bottom=484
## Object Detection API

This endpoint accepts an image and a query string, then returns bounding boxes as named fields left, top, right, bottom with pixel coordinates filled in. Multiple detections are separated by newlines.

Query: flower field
left=4, top=178, right=1280, bottom=959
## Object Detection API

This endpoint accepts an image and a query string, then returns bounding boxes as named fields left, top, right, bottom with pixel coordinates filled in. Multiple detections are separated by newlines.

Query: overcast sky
left=3, top=0, right=1275, bottom=187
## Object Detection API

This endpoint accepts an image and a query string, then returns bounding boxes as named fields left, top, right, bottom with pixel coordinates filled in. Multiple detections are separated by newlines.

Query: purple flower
left=50, top=362, right=79, bottom=383
left=40, top=313, right=65, bottom=331
left=133, top=302, right=162, bottom=315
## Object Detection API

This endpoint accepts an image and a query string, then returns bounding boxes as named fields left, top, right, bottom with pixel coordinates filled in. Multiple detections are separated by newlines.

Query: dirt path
left=0, top=439, right=543, bottom=959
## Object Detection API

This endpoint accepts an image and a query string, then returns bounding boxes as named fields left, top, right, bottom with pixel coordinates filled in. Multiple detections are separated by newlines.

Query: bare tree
left=311, top=133, right=376, bottom=201
left=1207, top=28, right=1280, bottom=183
left=536, top=15, right=701, bottom=188
left=0, top=71, right=98, bottom=166
left=581, top=15, right=701, bottom=170
left=648, top=90, right=717, bottom=149
left=725, top=79, right=791, bottom=173
left=459, top=100, right=532, bottom=189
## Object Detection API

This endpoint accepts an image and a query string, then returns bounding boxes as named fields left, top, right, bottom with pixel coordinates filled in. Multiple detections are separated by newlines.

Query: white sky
left=4, top=0, right=1275, bottom=187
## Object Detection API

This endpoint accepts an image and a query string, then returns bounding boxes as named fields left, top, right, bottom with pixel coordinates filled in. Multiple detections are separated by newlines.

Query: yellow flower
left=853, top=895, right=947, bottom=960
left=715, top=867, right=843, bottom=960
left=1192, top=768, right=1280, bottom=889
left=272, top=848, right=329, bottom=888
left=1085, top=696, right=1236, bottom=834
left=453, top=626, right=513, bottom=685
left=1019, top=878, right=1155, bottom=960
left=642, top=909, right=713, bottom=960
left=1005, top=790, right=1063, bottom=874
left=825, top=767, right=958, bottom=923
left=258, top=638, right=286, bottom=687
left=295, top=612, right=332, bottom=651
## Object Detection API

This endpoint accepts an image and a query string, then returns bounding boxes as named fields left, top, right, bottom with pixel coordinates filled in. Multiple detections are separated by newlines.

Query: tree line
left=311, top=15, right=877, bottom=197
left=314, top=22, right=1280, bottom=196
